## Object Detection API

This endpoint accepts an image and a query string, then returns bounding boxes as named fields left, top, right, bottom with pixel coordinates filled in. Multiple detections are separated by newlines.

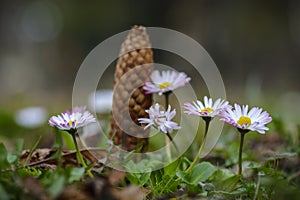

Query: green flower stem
left=203, top=117, right=211, bottom=138
left=185, top=118, right=211, bottom=174
left=166, top=132, right=179, bottom=153
left=165, top=132, right=172, bottom=160
left=164, top=91, right=172, bottom=160
left=54, top=128, right=63, bottom=170
left=164, top=91, right=171, bottom=109
left=238, top=131, right=246, bottom=176
left=71, top=132, right=93, bottom=178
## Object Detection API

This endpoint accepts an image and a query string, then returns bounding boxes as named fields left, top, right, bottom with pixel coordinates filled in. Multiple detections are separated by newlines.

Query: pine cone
left=109, top=26, right=153, bottom=152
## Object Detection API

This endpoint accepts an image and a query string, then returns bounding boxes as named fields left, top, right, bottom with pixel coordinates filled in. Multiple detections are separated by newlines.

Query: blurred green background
left=0, top=0, right=299, bottom=148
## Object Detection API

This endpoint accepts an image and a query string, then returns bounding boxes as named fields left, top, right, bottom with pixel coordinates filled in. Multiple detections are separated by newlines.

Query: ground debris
left=19, top=147, right=107, bottom=168
left=22, top=176, right=50, bottom=200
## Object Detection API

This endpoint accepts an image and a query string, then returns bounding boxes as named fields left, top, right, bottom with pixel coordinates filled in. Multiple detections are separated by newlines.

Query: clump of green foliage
left=0, top=108, right=300, bottom=199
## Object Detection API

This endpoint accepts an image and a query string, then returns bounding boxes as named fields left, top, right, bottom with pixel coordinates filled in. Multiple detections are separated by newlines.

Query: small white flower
left=143, top=70, right=191, bottom=95
left=220, top=104, right=272, bottom=134
left=184, top=96, right=230, bottom=118
left=138, top=103, right=180, bottom=134
left=15, top=107, right=48, bottom=128
left=88, top=90, right=113, bottom=114
left=49, top=106, right=96, bottom=132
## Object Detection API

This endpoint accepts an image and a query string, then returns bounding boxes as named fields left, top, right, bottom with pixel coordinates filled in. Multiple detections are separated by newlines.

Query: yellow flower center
left=201, top=107, right=213, bottom=114
left=237, top=116, right=251, bottom=127
left=69, top=120, right=74, bottom=127
left=158, top=82, right=173, bottom=89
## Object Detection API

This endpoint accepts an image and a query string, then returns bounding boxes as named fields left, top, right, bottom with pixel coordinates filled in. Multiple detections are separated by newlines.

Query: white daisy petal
left=212, top=98, right=221, bottom=110
left=196, top=100, right=205, bottom=110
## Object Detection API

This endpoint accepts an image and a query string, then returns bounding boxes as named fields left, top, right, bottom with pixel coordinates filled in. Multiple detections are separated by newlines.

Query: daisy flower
left=49, top=106, right=96, bottom=177
left=220, top=104, right=272, bottom=176
left=138, top=103, right=180, bottom=134
left=143, top=70, right=191, bottom=95
left=220, top=104, right=272, bottom=134
left=184, top=96, right=230, bottom=118
left=183, top=96, right=229, bottom=173
left=49, top=106, right=96, bottom=133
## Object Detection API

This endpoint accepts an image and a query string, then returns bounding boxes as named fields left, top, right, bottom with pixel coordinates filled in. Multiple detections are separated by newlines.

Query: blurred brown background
left=0, top=0, right=299, bottom=143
